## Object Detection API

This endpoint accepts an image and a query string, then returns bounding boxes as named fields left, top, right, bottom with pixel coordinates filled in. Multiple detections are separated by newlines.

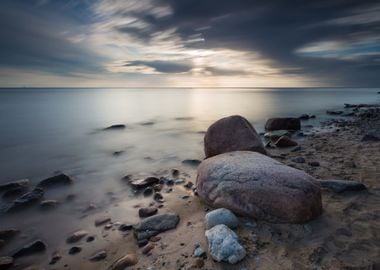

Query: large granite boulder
left=196, top=151, right=322, bottom=223
left=265, top=117, right=301, bottom=131
left=204, top=115, right=266, bottom=158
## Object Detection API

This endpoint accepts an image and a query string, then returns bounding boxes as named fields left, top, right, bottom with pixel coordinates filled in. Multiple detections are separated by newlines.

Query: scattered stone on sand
left=49, top=253, right=62, bottom=265
left=143, top=187, right=154, bottom=196
left=95, top=216, right=111, bottom=226
left=68, top=246, right=82, bottom=255
left=108, top=254, right=138, bottom=270
left=205, top=224, right=246, bottom=264
left=129, top=177, right=160, bottom=189
left=274, top=136, right=298, bottom=147
left=291, top=146, right=302, bottom=152
left=184, top=181, right=194, bottom=189
left=0, top=229, right=19, bottom=240
left=182, top=159, right=202, bottom=166
left=293, top=156, right=306, bottom=163
left=66, top=230, right=88, bottom=243
left=37, top=174, right=73, bottom=188
left=204, top=115, right=266, bottom=158
left=265, top=117, right=301, bottom=131
left=197, top=151, right=322, bottom=223
left=264, top=130, right=292, bottom=141
left=137, top=239, right=149, bottom=247
left=13, top=240, right=47, bottom=258
left=139, top=207, right=158, bottom=218
left=103, top=124, right=126, bottom=130
left=0, top=256, right=13, bottom=269
left=142, top=243, right=154, bottom=255
left=153, top=193, right=164, bottom=202
left=205, top=208, right=239, bottom=229
left=318, top=179, right=367, bottom=193
left=0, top=179, right=29, bottom=192
left=134, top=213, right=180, bottom=240
left=361, top=132, right=380, bottom=142
left=308, top=161, right=320, bottom=167
left=40, top=200, right=59, bottom=210
left=6, top=188, right=44, bottom=212
left=174, top=179, right=185, bottom=185
left=171, top=169, right=180, bottom=177
left=89, top=250, right=107, bottom=261
left=119, top=224, right=133, bottom=232
left=86, top=236, right=95, bottom=242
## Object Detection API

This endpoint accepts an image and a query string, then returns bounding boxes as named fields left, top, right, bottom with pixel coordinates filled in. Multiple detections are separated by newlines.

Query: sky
left=0, top=0, right=379, bottom=87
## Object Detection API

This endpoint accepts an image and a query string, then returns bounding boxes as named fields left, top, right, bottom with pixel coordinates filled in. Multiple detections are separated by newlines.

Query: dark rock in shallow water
left=204, top=115, right=266, bottom=158
left=264, top=130, right=291, bottom=141
left=197, top=151, right=322, bottom=223
left=2, top=186, right=29, bottom=199
left=37, top=174, right=73, bottom=188
left=113, top=151, right=124, bottom=156
left=139, top=207, right=158, bottom=218
left=182, top=159, right=202, bottom=166
left=129, top=177, right=159, bottom=189
left=265, top=118, right=301, bottom=131
left=134, top=213, right=180, bottom=240
left=66, top=230, right=88, bottom=243
left=299, top=114, right=310, bottom=120
left=68, top=246, right=82, bottom=255
left=143, top=187, right=154, bottom=196
left=326, top=110, right=343, bottom=115
left=103, top=124, right=126, bottom=130
left=13, top=240, right=47, bottom=258
left=318, top=180, right=366, bottom=193
left=6, top=188, right=44, bottom=212
left=274, top=136, right=298, bottom=147
left=0, top=179, right=29, bottom=192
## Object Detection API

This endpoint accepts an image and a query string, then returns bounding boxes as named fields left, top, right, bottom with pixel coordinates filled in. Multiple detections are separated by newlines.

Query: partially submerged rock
left=205, top=224, right=246, bottom=264
left=326, top=110, right=343, bottom=115
left=264, top=130, right=291, bottom=141
left=134, top=213, right=179, bottom=240
left=108, top=254, right=138, bottom=270
left=318, top=180, right=366, bottom=193
left=274, top=136, right=298, bottom=147
left=0, top=256, right=13, bottom=269
left=103, top=124, right=126, bottom=130
left=6, top=188, right=44, bottom=212
left=66, top=230, right=88, bottom=243
left=197, top=151, right=322, bottom=223
left=129, top=177, right=159, bottom=189
left=205, top=208, right=239, bottom=229
left=0, top=179, right=29, bottom=192
left=182, top=159, right=202, bottom=166
left=204, top=115, right=266, bottom=158
left=37, top=174, right=73, bottom=188
left=265, top=118, right=301, bottom=131
left=13, top=240, right=47, bottom=258
left=0, top=229, right=19, bottom=240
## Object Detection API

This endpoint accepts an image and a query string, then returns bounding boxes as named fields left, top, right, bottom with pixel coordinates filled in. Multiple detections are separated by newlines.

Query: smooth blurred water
left=0, top=87, right=379, bottom=183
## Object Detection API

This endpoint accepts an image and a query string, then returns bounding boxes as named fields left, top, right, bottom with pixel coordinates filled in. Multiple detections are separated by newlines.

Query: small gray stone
left=293, top=157, right=306, bottom=164
left=89, top=250, right=107, bottom=261
left=194, top=245, right=206, bottom=257
left=205, top=208, right=239, bottom=229
left=205, top=224, right=246, bottom=264
left=134, top=213, right=179, bottom=240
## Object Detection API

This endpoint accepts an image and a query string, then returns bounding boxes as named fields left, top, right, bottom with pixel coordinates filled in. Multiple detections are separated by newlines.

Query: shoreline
left=1, top=103, right=379, bottom=270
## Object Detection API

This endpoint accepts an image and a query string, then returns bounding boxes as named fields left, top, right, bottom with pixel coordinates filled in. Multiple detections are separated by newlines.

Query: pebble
left=40, top=200, right=59, bottom=209
left=13, top=240, right=47, bottom=258
left=308, top=161, right=320, bottom=167
left=119, top=224, right=133, bottom=231
left=143, top=187, right=154, bottom=196
left=95, top=216, right=111, bottom=226
left=194, top=245, right=206, bottom=258
left=153, top=193, right=164, bottom=202
left=89, top=250, right=107, bottom=261
left=139, top=207, right=158, bottom=218
left=109, top=254, right=138, bottom=270
left=68, top=246, right=82, bottom=255
left=142, top=243, right=154, bottom=255
left=66, top=230, right=88, bottom=243
left=205, top=208, right=239, bottom=229
left=293, top=157, right=306, bottom=163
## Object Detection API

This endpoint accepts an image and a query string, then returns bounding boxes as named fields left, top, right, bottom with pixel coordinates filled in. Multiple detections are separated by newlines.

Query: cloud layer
left=0, top=0, right=379, bottom=87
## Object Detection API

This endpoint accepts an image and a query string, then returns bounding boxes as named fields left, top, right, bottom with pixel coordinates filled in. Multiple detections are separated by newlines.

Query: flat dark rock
left=182, top=159, right=202, bottom=166
left=37, top=174, right=73, bottom=188
left=0, top=179, right=29, bottom=192
left=326, top=110, right=343, bottom=115
left=265, top=118, right=301, bottom=131
left=0, top=229, right=19, bottom=240
left=103, top=124, right=126, bottom=130
left=274, top=136, right=298, bottom=147
left=129, top=177, right=159, bottom=189
left=318, top=180, right=366, bottom=193
left=13, top=240, right=47, bottom=258
left=6, top=188, right=44, bottom=212
left=134, top=213, right=179, bottom=240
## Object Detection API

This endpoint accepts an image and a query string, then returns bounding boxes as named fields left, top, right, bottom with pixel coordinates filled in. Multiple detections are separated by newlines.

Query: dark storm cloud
left=0, top=0, right=106, bottom=75
left=113, top=0, right=380, bottom=86
left=125, top=60, right=193, bottom=73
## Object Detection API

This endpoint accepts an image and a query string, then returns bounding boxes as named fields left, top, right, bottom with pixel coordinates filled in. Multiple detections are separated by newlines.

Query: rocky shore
left=1, top=103, right=379, bottom=270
